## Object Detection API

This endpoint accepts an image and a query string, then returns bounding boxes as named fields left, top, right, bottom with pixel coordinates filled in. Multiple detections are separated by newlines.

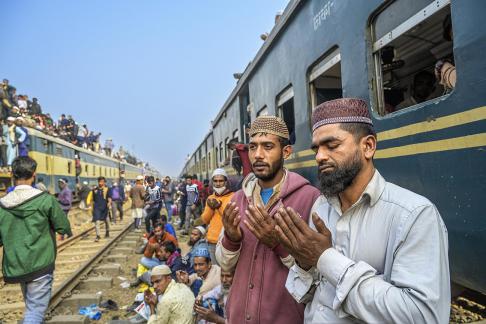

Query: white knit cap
left=151, top=265, right=171, bottom=276
left=212, top=168, right=228, bottom=179
left=195, top=226, right=206, bottom=236
left=136, top=175, right=144, bottom=180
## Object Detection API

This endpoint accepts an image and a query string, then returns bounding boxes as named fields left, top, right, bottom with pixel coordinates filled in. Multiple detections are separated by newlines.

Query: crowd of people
left=0, top=78, right=141, bottom=168
left=0, top=98, right=452, bottom=323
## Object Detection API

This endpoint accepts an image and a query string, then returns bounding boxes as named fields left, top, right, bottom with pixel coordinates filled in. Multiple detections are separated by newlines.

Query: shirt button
left=249, top=283, right=254, bottom=289
left=246, top=314, right=251, bottom=320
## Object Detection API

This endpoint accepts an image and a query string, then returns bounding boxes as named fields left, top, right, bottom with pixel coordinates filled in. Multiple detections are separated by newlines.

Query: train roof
left=28, top=127, right=140, bottom=168
left=212, top=0, right=301, bottom=128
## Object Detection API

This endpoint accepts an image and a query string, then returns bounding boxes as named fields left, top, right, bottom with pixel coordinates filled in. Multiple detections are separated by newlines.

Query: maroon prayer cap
left=312, top=98, right=373, bottom=132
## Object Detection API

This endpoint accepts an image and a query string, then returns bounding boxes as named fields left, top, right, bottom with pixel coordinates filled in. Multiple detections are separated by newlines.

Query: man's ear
left=283, top=145, right=293, bottom=160
left=361, top=135, right=376, bottom=160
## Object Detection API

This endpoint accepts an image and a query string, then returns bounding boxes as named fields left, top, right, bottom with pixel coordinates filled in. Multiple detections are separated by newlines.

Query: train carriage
left=181, top=0, right=486, bottom=294
left=0, top=127, right=145, bottom=194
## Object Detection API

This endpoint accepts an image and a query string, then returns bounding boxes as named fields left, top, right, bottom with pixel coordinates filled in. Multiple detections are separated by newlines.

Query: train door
left=46, top=141, right=56, bottom=192
left=308, top=46, right=343, bottom=110
left=277, top=86, right=296, bottom=144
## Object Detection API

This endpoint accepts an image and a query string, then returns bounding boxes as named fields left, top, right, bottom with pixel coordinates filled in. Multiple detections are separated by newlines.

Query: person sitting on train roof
left=177, top=247, right=221, bottom=298
left=396, top=70, right=436, bottom=110
left=141, top=222, right=178, bottom=269
left=0, top=156, right=72, bottom=323
left=216, top=115, right=321, bottom=324
left=277, top=98, right=450, bottom=323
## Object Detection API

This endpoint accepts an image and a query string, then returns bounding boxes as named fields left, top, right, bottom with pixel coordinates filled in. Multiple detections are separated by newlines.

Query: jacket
left=201, top=190, right=234, bottom=244
left=0, top=185, right=72, bottom=283
left=216, top=171, right=320, bottom=324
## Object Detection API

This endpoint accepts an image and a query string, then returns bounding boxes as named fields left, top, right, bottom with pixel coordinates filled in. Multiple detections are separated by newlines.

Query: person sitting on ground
left=177, top=248, right=221, bottom=297
left=145, top=265, right=195, bottom=324
left=141, top=223, right=178, bottom=269
left=137, top=241, right=186, bottom=287
left=194, top=268, right=235, bottom=324
left=161, top=214, right=177, bottom=239
left=201, top=168, right=233, bottom=264
left=0, top=156, right=72, bottom=323
left=184, top=226, right=209, bottom=272
left=396, top=71, right=436, bottom=109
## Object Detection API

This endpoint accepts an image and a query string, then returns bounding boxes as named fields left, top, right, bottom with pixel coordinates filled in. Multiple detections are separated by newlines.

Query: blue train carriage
left=182, top=0, right=486, bottom=294
left=28, top=128, right=121, bottom=194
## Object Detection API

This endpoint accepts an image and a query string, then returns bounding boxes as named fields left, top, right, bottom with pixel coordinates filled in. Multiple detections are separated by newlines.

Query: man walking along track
left=0, top=156, right=72, bottom=323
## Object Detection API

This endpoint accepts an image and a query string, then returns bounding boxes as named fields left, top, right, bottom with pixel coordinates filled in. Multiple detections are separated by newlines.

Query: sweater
left=216, top=171, right=320, bottom=324
left=201, top=190, right=234, bottom=244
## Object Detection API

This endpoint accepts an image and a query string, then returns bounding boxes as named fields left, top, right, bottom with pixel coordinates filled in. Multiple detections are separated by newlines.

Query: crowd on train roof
left=0, top=78, right=141, bottom=168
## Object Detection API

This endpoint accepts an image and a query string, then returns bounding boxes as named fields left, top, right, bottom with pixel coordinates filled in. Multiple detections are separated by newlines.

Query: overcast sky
left=1, top=0, right=289, bottom=175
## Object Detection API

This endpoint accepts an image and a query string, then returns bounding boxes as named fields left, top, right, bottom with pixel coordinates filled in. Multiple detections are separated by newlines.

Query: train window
left=257, top=106, right=268, bottom=117
left=67, top=161, right=72, bottom=175
left=372, top=0, right=454, bottom=115
left=85, top=165, right=88, bottom=173
left=55, top=146, right=63, bottom=156
left=92, top=165, right=96, bottom=176
left=232, top=129, right=239, bottom=141
left=277, top=86, right=296, bottom=145
left=309, top=47, right=342, bottom=110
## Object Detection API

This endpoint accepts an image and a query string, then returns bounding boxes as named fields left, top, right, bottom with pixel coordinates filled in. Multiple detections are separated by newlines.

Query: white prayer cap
left=212, top=168, right=228, bottom=179
left=151, top=265, right=171, bottom=276
left=136, top=175, right=144, bottom=181
left=195, top=226, right=206, bottom=236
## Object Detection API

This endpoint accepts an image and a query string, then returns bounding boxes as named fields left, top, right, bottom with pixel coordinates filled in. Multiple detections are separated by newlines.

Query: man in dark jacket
left=87, top=176, right=112, bottom=242
left=0, top=156, right=72, bottom=323
left=29, top=97, right=42, bottom=115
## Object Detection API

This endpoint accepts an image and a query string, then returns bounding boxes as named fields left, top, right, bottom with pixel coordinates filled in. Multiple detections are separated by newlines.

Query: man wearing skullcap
left=145, top=265, right=195, bottom=324
left=184, top=225, right=209, bottom=272
left=276, top=98, right=450, bottom=323
left=177, top=247, right=221, bottom=298
left=216, top=115, right=321, bottom=324
left=201, top=168, right=234, bottom=264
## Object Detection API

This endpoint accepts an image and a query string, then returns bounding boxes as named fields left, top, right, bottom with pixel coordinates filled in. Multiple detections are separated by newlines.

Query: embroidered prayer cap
left=312, top=98, right=373, bottom=132
left=193, top=248, right=211, bottom=260
left=212, top=168, right=228, bottom=179
left=248, top=115, right=289, bottom=140
left=151, top=265, right=171, bottom=276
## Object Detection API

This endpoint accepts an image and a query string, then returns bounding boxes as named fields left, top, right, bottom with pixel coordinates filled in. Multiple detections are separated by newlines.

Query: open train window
left=372, top=0, right=454, bottom=115
left=68, top=161, right=72, bottom=175
left=309, top=47, right=342, bottom=110
left=277, top=86, right=296, bottom=145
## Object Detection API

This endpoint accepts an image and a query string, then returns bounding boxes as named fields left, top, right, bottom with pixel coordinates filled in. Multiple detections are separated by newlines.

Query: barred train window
left=277, top=87, right=296, bottom=145
left=309, top=47, right=342, bottom=110
left=372, top=0, right=454, bottom=115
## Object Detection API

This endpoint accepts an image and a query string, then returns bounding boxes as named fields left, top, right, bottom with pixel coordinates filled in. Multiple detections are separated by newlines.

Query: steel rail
left=46, top=220, right=134, bottom=316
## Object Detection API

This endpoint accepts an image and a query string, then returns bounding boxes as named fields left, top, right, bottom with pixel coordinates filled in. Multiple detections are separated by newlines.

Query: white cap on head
left=136, top=175, right=144, bottom=181
left=83, top=181, right=88, bottom=185
left=195, top=226, right=206, bottom=236
left=151, top=265, right=171, bottom=276
left=212, top=168, right=228, bottom=179
left=7, top=117, right=15, bottom=122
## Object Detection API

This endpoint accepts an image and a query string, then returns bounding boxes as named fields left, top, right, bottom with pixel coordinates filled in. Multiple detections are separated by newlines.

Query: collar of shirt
left=327, top=169, right=386, bottom=216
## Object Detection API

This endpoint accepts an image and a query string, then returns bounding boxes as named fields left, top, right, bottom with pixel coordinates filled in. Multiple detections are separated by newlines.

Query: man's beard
left=221, top=285, right=230, bottom=296
left=253, top=157, right=284, bottom=182
left=318, top=149, right=362, bottom=197
left=188, top=238, right=197, bottom=246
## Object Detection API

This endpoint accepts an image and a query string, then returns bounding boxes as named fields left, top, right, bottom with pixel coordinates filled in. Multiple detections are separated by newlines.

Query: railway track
left=0, top=217, right=136, bottom=323
left=451, top=290, right=486, bottom=323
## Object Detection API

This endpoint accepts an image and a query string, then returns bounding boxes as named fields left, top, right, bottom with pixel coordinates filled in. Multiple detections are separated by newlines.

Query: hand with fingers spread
left=244, top=204, right=278, bottom=248
left=275, top=207, right=332, bottom=270
left=222, top=202, right=242, bottom=242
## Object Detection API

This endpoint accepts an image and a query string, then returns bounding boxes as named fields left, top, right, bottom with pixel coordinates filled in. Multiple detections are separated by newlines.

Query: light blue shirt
left=286, top=170, right=450, bottom=323
left=260, top=187, right=273, bottom=205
